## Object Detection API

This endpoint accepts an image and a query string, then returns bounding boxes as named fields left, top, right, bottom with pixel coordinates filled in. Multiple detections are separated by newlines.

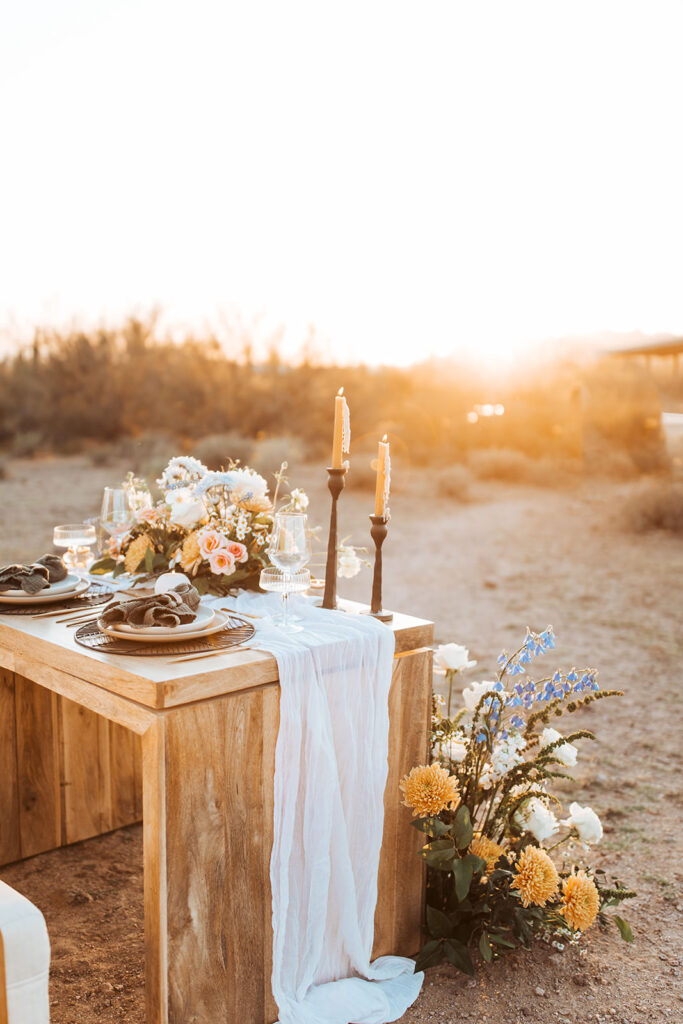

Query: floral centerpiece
left=91, top=456, right=308, bottom=596
left=401, top=629, right=636, bottom=976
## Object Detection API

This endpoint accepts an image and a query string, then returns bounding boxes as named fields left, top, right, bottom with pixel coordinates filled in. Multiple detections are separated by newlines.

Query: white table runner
left=221, top=593, right=424, bottom=1024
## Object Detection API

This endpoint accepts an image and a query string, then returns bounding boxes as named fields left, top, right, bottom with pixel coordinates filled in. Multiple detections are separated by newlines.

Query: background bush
left=0, top=319, right=676, bottom=479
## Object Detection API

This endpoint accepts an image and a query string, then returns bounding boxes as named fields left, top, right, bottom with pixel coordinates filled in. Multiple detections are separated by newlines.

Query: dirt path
left=1, top=458, right=681, bottom=1023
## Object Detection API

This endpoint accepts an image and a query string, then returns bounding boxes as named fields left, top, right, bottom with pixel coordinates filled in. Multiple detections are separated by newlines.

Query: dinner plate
left=0, top=576, right=90, bottom=605
left=110, top=604, right=215, bottom=636
left=98, top=607, right=230, bottom=644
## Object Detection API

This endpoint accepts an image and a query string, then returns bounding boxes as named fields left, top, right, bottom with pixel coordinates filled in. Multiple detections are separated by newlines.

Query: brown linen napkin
left=35, top=554, right=68, bottom=583
left=100, top=583, right=201, bottom=628
left=0, top=563, right=51, bottom=594
left=0, top=553, right=68, bottom=594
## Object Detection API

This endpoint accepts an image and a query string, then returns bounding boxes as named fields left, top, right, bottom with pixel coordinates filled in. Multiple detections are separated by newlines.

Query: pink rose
left=198, top=529, right=229, bottom=559
left=136, top=508, right=158, bottom=525
left=227, top=541, right=248, bottom=564
left=208, top=550, right=236, bottom=576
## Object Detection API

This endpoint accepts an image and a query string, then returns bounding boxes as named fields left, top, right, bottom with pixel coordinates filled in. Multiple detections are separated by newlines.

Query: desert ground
left=0, top=455, right=681, bottom=1024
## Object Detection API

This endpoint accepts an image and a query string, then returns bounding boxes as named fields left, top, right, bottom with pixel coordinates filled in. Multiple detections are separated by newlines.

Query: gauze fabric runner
left=217, top=592, right=424, bottom=1024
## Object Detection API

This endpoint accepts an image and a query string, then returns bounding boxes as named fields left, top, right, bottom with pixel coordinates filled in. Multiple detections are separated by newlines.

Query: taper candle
left=374, top=435, right=391, bottom=517
left=331, top=387, right=351, bottom=468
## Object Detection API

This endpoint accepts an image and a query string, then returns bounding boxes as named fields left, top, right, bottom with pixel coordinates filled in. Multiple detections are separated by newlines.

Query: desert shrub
left=87, top=442, right=119, bottom=467
left=10, top=430, right=44, bottom=458
left=435, top=464, right=473, bottom=501
left=622, top=482, right=683, bottom=534
left=467, top=448, right=578, bottom=487
left=251, top=436, right=305, bottom=477
left=195, top=432, right=254, bottom=470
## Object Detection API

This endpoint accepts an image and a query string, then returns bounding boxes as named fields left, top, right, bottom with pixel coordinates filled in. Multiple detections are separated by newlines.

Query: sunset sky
left=1, top=1, right=682, bottom=366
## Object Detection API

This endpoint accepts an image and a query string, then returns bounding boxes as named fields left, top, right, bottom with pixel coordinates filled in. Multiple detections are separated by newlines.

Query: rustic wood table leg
left=142, top=686, right=279, bottom=1024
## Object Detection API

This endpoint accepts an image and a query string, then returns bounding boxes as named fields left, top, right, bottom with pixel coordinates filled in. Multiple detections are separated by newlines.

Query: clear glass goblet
left=265, top=512, right=311, bottom=631
left=53, top=523, right=97, bottom=572
left=259, top=567, right=311, bottom=632
left=100, top=487, right=133, bottom=541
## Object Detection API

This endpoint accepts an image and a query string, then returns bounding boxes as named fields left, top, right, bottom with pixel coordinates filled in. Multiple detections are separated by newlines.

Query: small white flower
left=337, top=545, right=362, bottom=579
left=541, top=727, right=578, bottom=768
left=462, top=680, right=499, bottom=713
left=434, top=643, right=477, bottom=674
left=289, top=488, right=309, bottom=511
left=446, top=737, right=468, bottom=763
left=561, top=802, right=603, bottom=845
left=513, top=796, right=559, bottom=842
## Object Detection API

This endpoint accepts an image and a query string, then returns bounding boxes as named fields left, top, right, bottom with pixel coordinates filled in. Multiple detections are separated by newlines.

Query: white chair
left=0, top=881, right=50, bottom=1024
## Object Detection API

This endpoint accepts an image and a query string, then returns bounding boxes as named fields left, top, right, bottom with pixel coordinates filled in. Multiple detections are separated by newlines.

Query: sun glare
left=1, top=1, right=682, bottom=367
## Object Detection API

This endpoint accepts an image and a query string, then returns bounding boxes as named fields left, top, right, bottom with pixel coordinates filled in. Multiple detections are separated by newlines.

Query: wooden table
left=0, top=601, right=433, bottom=1024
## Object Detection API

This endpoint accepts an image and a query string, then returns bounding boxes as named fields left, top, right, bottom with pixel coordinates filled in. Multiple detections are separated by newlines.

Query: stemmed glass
left=53, top=524, right=97, bottom=572
left=262, top=512, right=311, bottom=631
left=100, top=487, right=133, bottom=542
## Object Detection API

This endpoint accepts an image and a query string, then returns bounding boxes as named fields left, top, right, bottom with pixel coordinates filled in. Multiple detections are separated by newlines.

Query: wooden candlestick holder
left=366, top=514, right=393, bottom=622
left=322, top=466, right=347, bottom=610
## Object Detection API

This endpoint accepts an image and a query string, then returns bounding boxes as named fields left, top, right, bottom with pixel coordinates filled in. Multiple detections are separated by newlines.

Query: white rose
left=462, top=680, right=498, bottom=713
left=337, top=546, right=362, bottom=579
left=434, top=643, right=477, bottom=673
left=446, top=737, right=468, bottom=763
left=541, top=727, right=578, bottom=768
left=562, top=802, right=603, bottom=845
left=167, top=488, right=205, bottom=530
left=514, top=797, right=559, bottom=842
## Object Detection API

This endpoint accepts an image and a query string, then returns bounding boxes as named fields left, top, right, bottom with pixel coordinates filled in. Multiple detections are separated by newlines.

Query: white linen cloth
left=0, top=881, right=50, bottom=1024
left=213, top=592, right=424, bottom=1024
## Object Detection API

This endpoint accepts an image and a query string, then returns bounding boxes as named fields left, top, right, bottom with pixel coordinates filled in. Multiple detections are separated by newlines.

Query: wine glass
left=53, top=523, right=97, bottom=573
left=265, top=512, right=311, bottom=631
left=100, top=487, right=133, bottom=541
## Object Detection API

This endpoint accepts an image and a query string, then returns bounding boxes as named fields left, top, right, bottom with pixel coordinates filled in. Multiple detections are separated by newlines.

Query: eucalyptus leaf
left=411, top=817, right=451, bottom=837
left=453, top=805, right=473, bottom=849
left=426, top=905, right=453, bottom=940
left=89, top=557, right=115, bottom=575
left=614, top=916, right=634, bottom=942
left=479, top=931, right=493, bottom=963
left=453, top=857, right=474, bottom=902
left=414, top=939, right=444, bottom=972
left=444, top=939, right=475, bottom=976
left=419, top=839, right=456, bottom=871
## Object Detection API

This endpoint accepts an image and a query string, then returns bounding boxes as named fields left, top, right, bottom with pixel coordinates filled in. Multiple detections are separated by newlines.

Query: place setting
left=70, top=575, right=256, bottom=660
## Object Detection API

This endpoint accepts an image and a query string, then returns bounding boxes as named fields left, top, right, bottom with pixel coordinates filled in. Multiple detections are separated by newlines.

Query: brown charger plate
left=73, top=612, right=256, bottom=657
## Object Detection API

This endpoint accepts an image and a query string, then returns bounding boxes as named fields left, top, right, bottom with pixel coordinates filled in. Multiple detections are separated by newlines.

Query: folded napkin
left=35, top=554, right=68, bottom=584
left=0, top=554, right=68, bottom=594
left=100, top=583, right=201, bottom=628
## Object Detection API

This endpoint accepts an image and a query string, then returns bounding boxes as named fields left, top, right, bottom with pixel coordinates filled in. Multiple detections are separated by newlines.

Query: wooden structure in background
left=608, top=337, right=683, bottom=374
left=0, top=604, right=432, bottom=1024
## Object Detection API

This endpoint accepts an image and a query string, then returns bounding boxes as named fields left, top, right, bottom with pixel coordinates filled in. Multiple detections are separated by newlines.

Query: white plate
left=98, top=608, right=230, bottom=644
left=111, top=604, right=215, bottom=636
left=0, top=576, right=90, bottom=605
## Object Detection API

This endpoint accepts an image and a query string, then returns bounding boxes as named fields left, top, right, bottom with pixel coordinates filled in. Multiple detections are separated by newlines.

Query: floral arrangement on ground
left=400, top=630, right=636, bottom=976
left=91, top=456, right=309, bottom=595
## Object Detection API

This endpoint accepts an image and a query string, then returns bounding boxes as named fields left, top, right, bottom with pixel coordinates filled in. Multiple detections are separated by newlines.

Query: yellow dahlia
left=510, top=845, right=559, bottom=907
left=469, top=835, right=505, bottom=874
left=180, top=531, right=202, bottom=572
left=399, top=764, right=460, bottom=817
left=238, top=496, right=272, bottom=514
left=559, top=871, right=600, bottom=932
left=124, top=535, right=152, bottom=574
